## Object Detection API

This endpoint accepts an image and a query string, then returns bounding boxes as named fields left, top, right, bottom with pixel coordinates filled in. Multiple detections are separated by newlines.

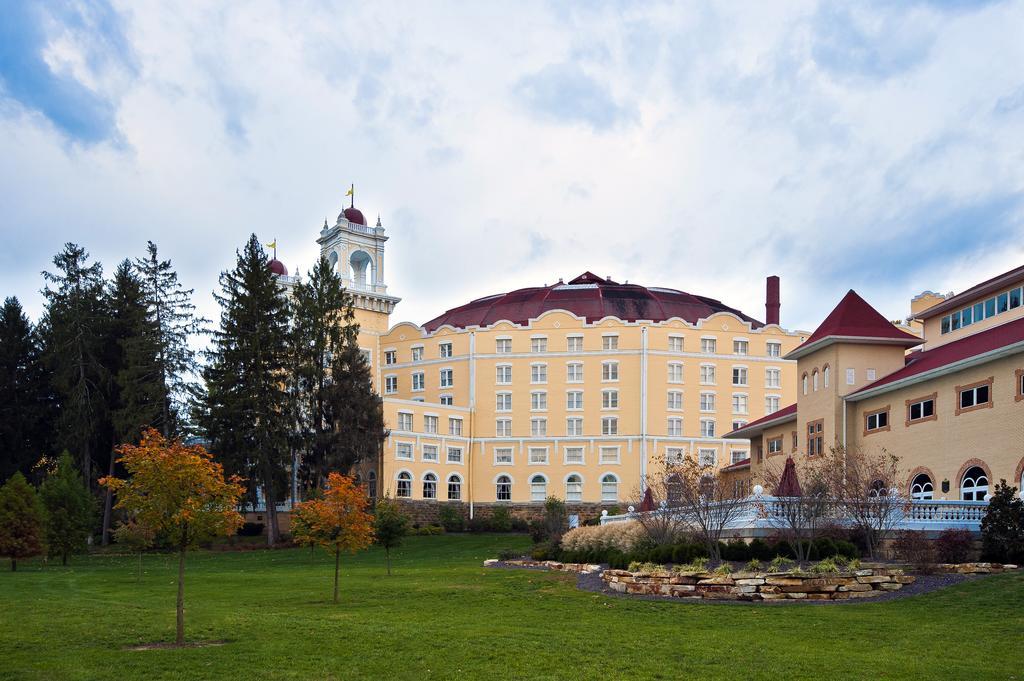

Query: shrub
left=722, top=539, right=751, bottom=562
left=489, top=507, right=513, bottom=532
left=892, top=530, right=935, bottom=571
left=628, top=561, right=662, bottom=574
left=560, top=521, right=645, bottom=554
left=768, top=555, right=795, bottom=572
left=713, top=563, right=732, bottom=575
left=497, top=547, right=521, bottom=561
left=832, top=539, right=860, bottom=559
left=937, top=528, right=976, bottom=564
left=673, top=557, right=710, bottom=573
left=510, top=517, right=529, bottom=533
left=809, top=557, right=840, bottom=574
left=438, top=505, right=464, bottom=533
left=237, top=522, right=264, bottom=537
left=466, top=516, right=489, bottom=533
left=542, top=497, right=568, bottom=543
left=744, top=558, right=762, bottom=572
left=980, top=481, right=1024, bottom=564
left=530, top=542, right=556, bottom=561
left=808, top=537, right=837, bottom=561
left=771, top=539, right=796, bottom=559
left=748, top=538, right=774, bottom=561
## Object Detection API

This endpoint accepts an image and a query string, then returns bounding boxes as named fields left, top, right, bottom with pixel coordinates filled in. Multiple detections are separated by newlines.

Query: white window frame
left=446, top=446, right=463, bottom=464
left=530, top=336, right=548, bottom=353
left=495, top=392, right=512, bottom=412
left=700, top=337, right=717, bottom=354
left=448, top=417, right=463, bottom=436
left=566, top=390, right=584, bottom=410
left=667, top=417, right=683, bottom=437
left=700, top=364, right=716, bottom=385
left=602, top=334, right=619, bottom=351
left=384, top=375, right=398, bottom=394
left=439, top=342, right=453, bottom=358
left=667, top=390, right=683, bottom=411
left=732, top=366, right=748, bottom=387
left=668, top=335, right=684, bottom=352
left=668, top=362, right=684, bottom=384
left=411, top=345, right=424, bottom=362
left=530, top=417, right=547, bottom=437
left=700, top=392, right=716, bottom=412
left=700, top=418, right=716, bottom=438
left=601, top=416, right=618, bottom=435
left=495, top=418, right=512, bottom=437
left=495, top=337, right=512, bottom=354
left=599, top=446, right=620, bottom=464
left=495, top=364, right=512, bottom=384
left=563, top=447, right=585, bottom=465
left=395, top=442, right=414, bottom=461
left=530, top=474, right=548, bottom=501
left=601, top=361, right=619, bottom=382
left=600, top=473, right=619, bottom=501
left=530, top=390, right=548, bottom=411
left=530, top=362, right=548, bottom=384
left=439, top=367, right=454, bottom=388
left=566, top=417, right=584, bottom=436
left=566, top=362, right=584, bottom=383
left=412, top=371, right=425, bottom=392
left=423, top=415, right=439, bottom=435
left=528, top=447, right=549, bottom=465
left=566, top=335, right=584, bottom=352
left=494, top=447, right=514, bottom=465
left=397, top=412, right=413, bottom=431
left=602, top=389, right=619, bottom=410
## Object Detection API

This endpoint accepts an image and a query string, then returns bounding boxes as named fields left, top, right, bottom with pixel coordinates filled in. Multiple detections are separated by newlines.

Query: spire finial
left=376, top=214, right=382, bottom=228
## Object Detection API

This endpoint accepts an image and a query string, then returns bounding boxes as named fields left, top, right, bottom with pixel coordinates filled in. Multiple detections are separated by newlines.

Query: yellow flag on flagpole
left=266, top=240, right=277, bottom=249
left=345, top=185, right=354, bottom=197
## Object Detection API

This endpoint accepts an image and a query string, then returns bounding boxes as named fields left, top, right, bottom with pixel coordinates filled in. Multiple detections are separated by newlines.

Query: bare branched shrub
left=758, top=456, right=831, bottom=563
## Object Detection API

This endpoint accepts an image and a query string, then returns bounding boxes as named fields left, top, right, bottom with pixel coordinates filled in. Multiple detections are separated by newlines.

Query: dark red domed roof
left=423, top=271, right=764, bottom=332
left=342, top=206, right=366, bottom=225
left=268, top=258, right=288, bottom=276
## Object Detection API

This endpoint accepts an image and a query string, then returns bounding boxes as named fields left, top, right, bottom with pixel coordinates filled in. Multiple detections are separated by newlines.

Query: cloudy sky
left=2, top=0, right=1023, bottom=334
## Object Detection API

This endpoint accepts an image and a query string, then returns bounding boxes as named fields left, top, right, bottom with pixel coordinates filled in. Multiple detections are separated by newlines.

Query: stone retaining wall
left=483, top=559, right=601, bottom=574
left=602, top=568, right=916, bottom=601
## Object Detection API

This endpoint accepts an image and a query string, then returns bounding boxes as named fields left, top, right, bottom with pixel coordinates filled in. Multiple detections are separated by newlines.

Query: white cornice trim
left=785, top=335, right=921, bottom=361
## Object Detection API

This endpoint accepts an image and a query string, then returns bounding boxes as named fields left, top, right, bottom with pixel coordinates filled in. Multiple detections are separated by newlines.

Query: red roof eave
left=725, top=402, right=798, bottom=439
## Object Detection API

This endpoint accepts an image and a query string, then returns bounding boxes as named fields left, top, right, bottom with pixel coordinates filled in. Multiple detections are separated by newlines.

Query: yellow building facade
left=296, top=202, right=806, bottom=512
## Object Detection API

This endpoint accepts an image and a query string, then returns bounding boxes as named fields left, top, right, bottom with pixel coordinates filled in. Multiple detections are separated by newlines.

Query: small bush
left=237, top=522, right=264, bottom=537
left=722, top=539, right=751, bottom=562
left=893, top=530, right=935, bottom=571
left=560, top=521, right=645, bottom=554
left=771, top=540, right=796, bottom=559
left=832, top=539, right=860, bottom=559
left=713, top=563, right=732, bottom=575
left=744, top=559, right=762, bottom=572
left=510, top=517, right=529, bottom=533
left=489, top=507, right=513, bottom=532
left=748, top=538, right=774, bottom=561
left=808, top=537, right=837, bottom=561
left=673, top=557, right=709, bottom=573
left=437, top=505, right=464, bottom=533
left=530, top=542, right=556, bottom=561
left=466, top=516, right=489, bottom=533
left=497, top=548, right=521, bottom=561
left=980, top=481, right=1024, bottom=563
left=936, top=528, right=975, bottom=564
left=628, top=561, right=662, bottom=574
left=809, top=557, right=840, bottom=574
left=768, top=555, right=795, bottom=572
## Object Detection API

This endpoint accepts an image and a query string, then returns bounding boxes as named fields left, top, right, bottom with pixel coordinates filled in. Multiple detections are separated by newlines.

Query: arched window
left=666, top=474, right=683, bottom=504
left=910, top=473, right=933, bottom=500
left=396, top=471, right=412, bottom=498
left=447, top=474, right=461, bottom=501
left=867, top=479, right=887, bottom=498
left=823, top=365, right=830, bottom=388
left=961, top=466, right=988, bottom=501
left=813, top=370, right=819, bottom=391
left=601, top=474, right=619, bottom=502
left=367, top=470, right=377, bottom=499
left=496, top=475, right=512, bottom=501
left=565, top=474, right=582, bottom=502
left=802, top=373, right=808, bottom=395
left=530, top=474, right=547, bottom=502
left=423, top=473, right=437, bottom=499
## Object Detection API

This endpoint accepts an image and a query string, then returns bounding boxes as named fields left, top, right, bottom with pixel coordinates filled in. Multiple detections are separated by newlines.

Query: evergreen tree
left=981, top=480, right=1024, bottom=564
left=102, top=261, right=163, bottom=543
left=202, top=235, right=292, bottom=544
left=0, top=297, right=53, bottom=480
left=39, top=243, right=110, bottom=490
left=289, top=256, right=352, bottom=494
left=321, top=312, right=388, bottom=476
left=0, top=472, right=47, bottom=571
left=135, top=241, right=206, bottom=437
left=39, top=452, right=95, bottom=565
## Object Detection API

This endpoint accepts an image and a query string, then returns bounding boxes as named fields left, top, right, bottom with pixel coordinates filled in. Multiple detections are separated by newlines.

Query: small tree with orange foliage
left=292, top=472, right=374, bottom=603
left=101, top=429, right=244, bottom=645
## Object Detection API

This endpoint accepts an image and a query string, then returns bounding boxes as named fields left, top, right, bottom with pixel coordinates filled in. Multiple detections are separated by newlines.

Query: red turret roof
left=786, top=290, right=920, bottom=359
left=422, top=272, right=764, bottom=332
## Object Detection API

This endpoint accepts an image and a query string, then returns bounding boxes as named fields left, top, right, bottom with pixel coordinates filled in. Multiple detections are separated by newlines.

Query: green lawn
left=1, top=535, right=1022, bottom=680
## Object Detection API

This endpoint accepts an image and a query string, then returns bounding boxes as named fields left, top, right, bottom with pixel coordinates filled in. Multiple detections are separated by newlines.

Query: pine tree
left=39, top=452, right=95, bottom=565
left=40, top=243, right=110, bottom=490
left=289, top=256, right=352, bottom=494
left=0, top=471, right=47, bottom=571
left=102, top=261, right=163, bottom=544
left=202, top=235, right=292, bottom=544
left=135, top=241, right=206, bottom=437
left=0, top=297, right=53, bottom=480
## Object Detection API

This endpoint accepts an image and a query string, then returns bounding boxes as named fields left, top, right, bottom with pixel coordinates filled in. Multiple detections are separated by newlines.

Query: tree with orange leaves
left=292, top=472, right=374, bottom=603
left=101, top=428, right=244, bottom=645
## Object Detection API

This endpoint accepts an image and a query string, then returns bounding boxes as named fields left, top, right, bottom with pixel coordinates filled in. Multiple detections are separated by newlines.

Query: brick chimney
left=765, top=275, right=780, bottom=326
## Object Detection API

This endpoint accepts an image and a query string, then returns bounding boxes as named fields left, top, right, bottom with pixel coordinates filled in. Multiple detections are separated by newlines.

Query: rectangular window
left=531, top=391, right=548, bottom=411
left=528, top=447, right=548, bottom=464
left=398, top=413, right=413, bottom=431
left=765, top=367, right=781, bottom=388
left=1018, top=368, right=1024, bottom=400
left=566, top=335, right=583, bottom=352
left=531, top=363, right=548, bottom=383
left=531, top=337, right=547, bottom=353
left=495, top=419, right=512, bottom=437
left=411, top=347, right=423, bottom=362
left=768, top=437, right=783, bottom=454
left=396, top=442, right=413, bottom=460
left=496, top=338, right=512, bottom=353
left=384, top=375, right=398, bottom=394
left=999, top=292, right=1010, bottom=314
left=698, top=449, right=716, bottom=467
left=566, top=362, right=584, bottom=382
left=599, top=446, right=620, bottom=464
left=985, top=297, right=996, bottom=318
left=602, top=361, right=619, bottom=381
left=732, top=367, right=748, bottom=386
left=907, top=395, right=936, bottom=424
left=496, top=365, right=512, bottom=384
left=1010, top=287, right=1022, bottom=309
left=566, top=391, right=583, bottom=410
left=423, top=415, right=438, bottom=434
left=700, top=393, right=716, bottom=411
left=496, top=392, right=512, bottom=411
left=668, top=362, right=684, bottom=383
left=701, top=338, right=717, bottom=354
left=792, top=431, right=798, bottom=451
left=962, top=305, right=974, bottom=327
left=384, top=350, right=397, bottom=365
left=494, top=447, right=513, bottom=464
left=957, top=380, right=992, bottom=413
left=974, top=302, right=984, bottom=322
left=846, top=368, right=856, bottom=385
left=732, top=420, right=747, bottom=431
left=864, top=408, right=889, bottom=433
left=448, top=418, right=463, bottom=436
left=564, top=447, right=584, bottom=465
left=602, top=334, right=619, bottom=350
left=732, top=394, right=748, bottom=414
left=733, top=340, right=748, bottom=355
left=667, top=391, right=683, bottom=410
left=666, top=447, right=684, bottom=464
left=602, top=390, right=619, bottom=409
left=766, top=342, right=781, bottom=358
left=530, top=418, right=547, bottom=436
left=731, top=450, right=748, bottom=464
left=700, top=365, right=716, bottom=384
left=667, top=417, right=682, bottom=437
left=668, top=336, right=683, bottom=352
left=422, top=444, right=439, bottom=462
left=440, top=395, right=453, bottom=406
left=765, top=395, right=780, bottom=414
left=439, top=368, right=453, bottom=388
left=806, top=419, right=823, bottom=456
left=700, top=419, right=715, bottom=438
left=866, top=368, right=877, bottom=381
left=439, top=342, right=453, bottom=358
left=601, top=417, right=618, bottom=435
left=566, top=417, right=583, bottom=436
left=412, top=372, right=425, bottom=391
